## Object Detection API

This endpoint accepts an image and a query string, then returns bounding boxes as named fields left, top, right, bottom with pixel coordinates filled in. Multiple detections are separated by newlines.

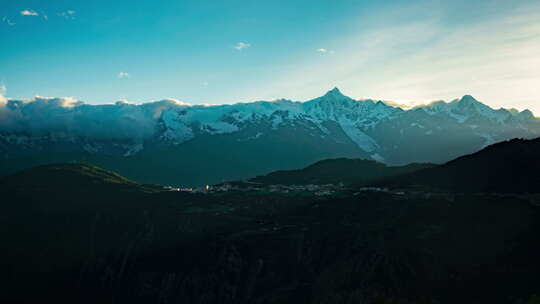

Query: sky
left=1, top=0, right=540, bottom=113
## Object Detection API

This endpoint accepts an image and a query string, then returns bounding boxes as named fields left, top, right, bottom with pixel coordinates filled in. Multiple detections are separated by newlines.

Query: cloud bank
left=0, top=97, right=190, bottom=140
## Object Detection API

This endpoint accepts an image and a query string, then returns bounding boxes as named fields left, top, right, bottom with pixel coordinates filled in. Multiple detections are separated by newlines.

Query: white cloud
left=2, top=16, right=16, bottom=26
left=58, top=10, right=76, bottom=19
left=317, top=48, right=335, bottom=54
left=20, top=10, right=39, bottom=16
left=233, top=42, right=251, bottom=50
left=0, top=83, right=6, bottom=103
left=118, top=72, right=130, bottom=79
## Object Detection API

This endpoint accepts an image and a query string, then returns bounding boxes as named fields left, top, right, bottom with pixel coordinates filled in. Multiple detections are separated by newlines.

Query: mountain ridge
left=0, top=162, right=164, bottom=193
left=250, top=157, right=434, bottom=186
left=1, top=88, right=539, bottom=186
left=377, top=137, right=540, bottom=193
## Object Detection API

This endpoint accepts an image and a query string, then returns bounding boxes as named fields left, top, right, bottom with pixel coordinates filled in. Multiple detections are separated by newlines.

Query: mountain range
left=1, top=88, right=539, bottom=186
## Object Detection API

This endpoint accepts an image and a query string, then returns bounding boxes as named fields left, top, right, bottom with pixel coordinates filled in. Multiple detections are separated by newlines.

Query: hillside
left=2, top=162, right=540, bottom=303
left=251, top=158, right=434, bottom=186
left=380, top=137, right=540, bottom=193
left=0, top=163, right=163, bottom=193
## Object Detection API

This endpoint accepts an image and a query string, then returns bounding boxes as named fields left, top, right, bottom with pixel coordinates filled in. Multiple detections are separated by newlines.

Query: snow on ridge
left=158, top=99, right=306, bottom=142
left=371, top=153, right=385, bottom=162
left=477, top=133, right=497, bottom=148
left=337, top=115, right=379, bottom=153
left=123, top=143, right=144, bottom=156
left=0, top=90, right=394, bottom=151
left=303, top=95, right=400, bottom=126
left=300, top=91, right=399, bottom=151
left=160, top=110, right=194, bottom=143
left=2, top=90, right=538, bottom=154
left=0, top=95, right=309, bottom=146
left=415, top=95, right=538, bottom=124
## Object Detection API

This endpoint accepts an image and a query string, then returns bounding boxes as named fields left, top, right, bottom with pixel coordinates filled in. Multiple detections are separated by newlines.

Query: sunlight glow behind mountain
left=1, top=0, right=539, bottom=113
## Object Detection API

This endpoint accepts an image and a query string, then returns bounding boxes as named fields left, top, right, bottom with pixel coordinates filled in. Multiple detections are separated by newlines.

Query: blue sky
left=1, top=0, right=540, bottom=113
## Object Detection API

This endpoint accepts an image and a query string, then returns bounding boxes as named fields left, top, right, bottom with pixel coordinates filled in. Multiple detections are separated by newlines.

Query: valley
left=2, top=138, right=540, bottom=303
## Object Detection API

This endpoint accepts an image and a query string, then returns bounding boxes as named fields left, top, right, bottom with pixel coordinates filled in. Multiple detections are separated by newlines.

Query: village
left=163, top=181, right=350, bottom=196
left=163, top=181, right=540, bottom=207
left=163, top=181, right=425, bottom=198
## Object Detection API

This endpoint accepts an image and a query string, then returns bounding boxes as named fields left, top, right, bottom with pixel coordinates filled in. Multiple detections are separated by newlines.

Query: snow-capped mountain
left=156, top=88, right=404, bottom=153
left=420, top=95, right=535, bottom=124
left=1, top=88, right=538, bottom=186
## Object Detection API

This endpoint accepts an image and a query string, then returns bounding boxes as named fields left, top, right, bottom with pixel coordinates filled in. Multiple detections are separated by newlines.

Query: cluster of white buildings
left=164, top=182, right=346, bottom=196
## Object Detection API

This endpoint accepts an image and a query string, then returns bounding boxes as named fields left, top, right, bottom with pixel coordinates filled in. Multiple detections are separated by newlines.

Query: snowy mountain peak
left=455, top=95, right=485, bottom=109
left=418, top=95, right=521, bottom=124
left=459, top=94, right=478, bottom=103
left=308, top=88, right=357, bottom=106
left=324, top=87, right=345, bottom=97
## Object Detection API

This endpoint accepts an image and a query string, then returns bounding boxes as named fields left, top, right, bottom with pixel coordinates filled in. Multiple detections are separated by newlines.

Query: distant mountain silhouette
left=380, top=137, right=540, bottom=193
left=251, top=158, right=433, bottom=186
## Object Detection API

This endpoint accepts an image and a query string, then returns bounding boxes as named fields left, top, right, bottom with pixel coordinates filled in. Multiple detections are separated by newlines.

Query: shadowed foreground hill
left=380, top=137, right=540, bottom=193
left=251, top=158, right=434, bottom=186
left=0, top=163, right=163, bottom=193
left=1, top=162, right=540, bottom=304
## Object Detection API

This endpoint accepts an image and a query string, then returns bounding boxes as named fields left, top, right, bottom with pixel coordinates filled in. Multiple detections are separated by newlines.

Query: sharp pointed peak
left=459, top=94, right=480, bottom=104
left=448, top=95, right=488, bottom=110
left=324, top=87, right=345, bottom=97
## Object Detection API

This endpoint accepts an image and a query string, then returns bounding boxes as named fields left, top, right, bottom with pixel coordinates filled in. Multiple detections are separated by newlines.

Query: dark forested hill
left=2, top=162, right=540, bottom=303
left=379, top=137, right=540, bottom=193
left=251, top=158, right=434, bottom=186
